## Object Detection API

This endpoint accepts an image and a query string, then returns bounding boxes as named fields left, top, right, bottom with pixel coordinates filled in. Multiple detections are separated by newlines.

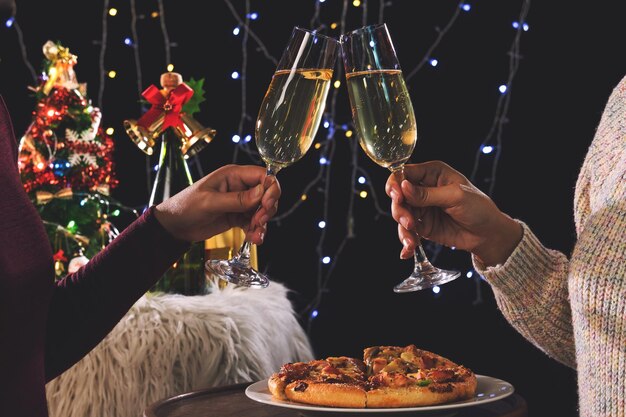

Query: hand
left=385, top=161, right=522, bottom=267
left=154, top=164, right=281, bottom=244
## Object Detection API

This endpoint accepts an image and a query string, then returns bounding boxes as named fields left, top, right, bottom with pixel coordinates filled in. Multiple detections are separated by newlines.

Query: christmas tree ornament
left=68, top=253, right=90, bottom=274
left=51, top=158, right=71, bottom=176
left=53, top=249, right=67, bottom=278
left=41, top=40, right=79, bottom=95
left=124, top=72, right=215, bottom=157
left=35, top=187, right=73, bottom=204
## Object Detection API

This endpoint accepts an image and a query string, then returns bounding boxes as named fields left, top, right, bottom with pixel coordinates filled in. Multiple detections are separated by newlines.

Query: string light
left=231, top=134, right=241, bottom=143
left=322, top=256, right=331, bottom=264
left=108, top=8, right=118, bottom=16
left=333, top=80, right=341, bottom=88
left=466, top=271, right=474, bottom=278
left=432, top=286, right=441, bottom=294
left=231, top=71, right=240, bottom=79
left=429, top=58, right=439, bottom=67
left=167, top=63, right=174, bottom=72
left=107, top=70, right=117, bottom=79
left=233, top=26, right=241, bottom=35
left=460, top=3, right=471, bottom=11
left=5, top=17, right=15, bottom=28
left=358, top=176, right=366, bottom=184
left=105, top=127, right=115, bottom=135
left=359, top=190, right=368, bottom=198
left=498, top=84, right=508, bottom=93
left=318, top=221, right=326, bottom=229
left=151, top=11, right=159, bottom=18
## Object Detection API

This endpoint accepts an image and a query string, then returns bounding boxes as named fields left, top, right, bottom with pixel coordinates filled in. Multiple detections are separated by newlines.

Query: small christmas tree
left=18, top=40, right=124, bottom=278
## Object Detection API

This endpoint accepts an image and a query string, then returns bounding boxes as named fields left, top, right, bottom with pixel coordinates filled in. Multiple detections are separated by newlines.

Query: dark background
left=1, top=1, right=625, bottom=416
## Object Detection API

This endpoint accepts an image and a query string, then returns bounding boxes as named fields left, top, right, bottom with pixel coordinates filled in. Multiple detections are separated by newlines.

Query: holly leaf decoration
left=182, top=77, right=206, bottom=116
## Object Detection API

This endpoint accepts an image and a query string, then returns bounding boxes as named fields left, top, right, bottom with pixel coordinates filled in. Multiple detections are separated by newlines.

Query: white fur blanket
left=45, top=282, right=313, bottom=417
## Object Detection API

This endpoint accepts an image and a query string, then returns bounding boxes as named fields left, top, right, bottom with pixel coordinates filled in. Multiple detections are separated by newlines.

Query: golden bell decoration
left=178, top=113, right=217, bottom=158
left=124, top=113, right=216, bottom=157
left=123, top=118, right=158, bottom=155
left=123, top=72, right=216, bottom=157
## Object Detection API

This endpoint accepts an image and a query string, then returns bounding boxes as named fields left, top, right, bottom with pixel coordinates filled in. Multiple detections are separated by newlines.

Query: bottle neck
left=148, top=131, right=193, bottom=206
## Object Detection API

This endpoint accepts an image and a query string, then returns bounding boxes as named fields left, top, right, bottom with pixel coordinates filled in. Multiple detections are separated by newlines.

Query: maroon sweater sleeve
left=44, top=206, right=191, bottom=380
left=0, top=95, right=191, bottom=384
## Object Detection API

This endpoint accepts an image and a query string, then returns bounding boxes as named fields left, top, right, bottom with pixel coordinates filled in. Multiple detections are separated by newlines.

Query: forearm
left=45, top=206, right=190, bottom=380
left=473, top=221, right=576, bottom=368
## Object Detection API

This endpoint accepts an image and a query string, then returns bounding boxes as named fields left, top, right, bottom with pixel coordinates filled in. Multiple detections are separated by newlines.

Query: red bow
left=137, top=83, right=194, bottom=131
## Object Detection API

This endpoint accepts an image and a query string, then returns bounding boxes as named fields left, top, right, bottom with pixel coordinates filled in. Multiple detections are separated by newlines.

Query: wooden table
left=144, top=383, right=528, bottom=417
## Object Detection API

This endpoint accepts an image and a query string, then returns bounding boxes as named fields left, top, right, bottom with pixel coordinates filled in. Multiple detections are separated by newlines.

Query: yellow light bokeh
left=167, top=64, right=174, bottom=72
left=105, top=127, right=115, bottom=135
left=333, top=80, right=341, bottom=89
left=314, top=143, right=321, bottom=149
left=151, top=11, right=159, bottom=18
left=108, top=8, right=118, bottom=16
left=108, top=70, right=117, bottom=79
left=301, top=194, right=308, bottom=201
left=330, top=22, right=338, bottom=30
left=359, top=191, right=368, bottom=198
left=353, top=0, right=361, bottom=6
left=345, top=130, right=353, bottom=138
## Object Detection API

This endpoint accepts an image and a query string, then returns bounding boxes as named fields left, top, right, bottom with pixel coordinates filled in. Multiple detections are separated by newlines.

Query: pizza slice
left=363, top=345, right=476, bottom=407
left=366, top=365, right=477, bottom=407
left=268, top=356, right=369, bottom=407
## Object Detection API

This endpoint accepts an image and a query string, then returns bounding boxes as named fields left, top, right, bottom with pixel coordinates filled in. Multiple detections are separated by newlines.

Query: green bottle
left=148, top=130, right=206, bottom=295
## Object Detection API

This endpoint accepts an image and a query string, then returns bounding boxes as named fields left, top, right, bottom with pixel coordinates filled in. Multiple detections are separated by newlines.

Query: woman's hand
left=385, top=161, right=522, bottom=267
left=154, top=164, right=281, bottom=244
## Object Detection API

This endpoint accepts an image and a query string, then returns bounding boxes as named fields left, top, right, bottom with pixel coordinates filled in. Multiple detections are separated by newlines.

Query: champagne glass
left=205, top=27, right=339, bottom=288
left=341, top=23, right=460, bottom=293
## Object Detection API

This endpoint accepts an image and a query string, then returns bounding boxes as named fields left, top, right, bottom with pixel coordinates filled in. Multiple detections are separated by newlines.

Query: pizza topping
left=371, top=357, right=387, bottom=374
left=279, top=362, right=313, bottom=383
left=417, top=379, right=433, bottom=387
left=428, top=369, right=457, bottom=383
left=293, top=381, right=308, bottom=392
left=368, top=371, right=414, bottom=389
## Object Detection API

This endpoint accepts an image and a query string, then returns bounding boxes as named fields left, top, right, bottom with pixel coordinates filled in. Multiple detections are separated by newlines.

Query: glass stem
left=233, top=164, right=279, bottom=266
left=391, top=166, right=434, bottom=272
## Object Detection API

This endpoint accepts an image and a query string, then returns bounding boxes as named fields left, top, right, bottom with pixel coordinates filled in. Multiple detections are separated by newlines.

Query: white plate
left=245, top=374, right=514, bottom=416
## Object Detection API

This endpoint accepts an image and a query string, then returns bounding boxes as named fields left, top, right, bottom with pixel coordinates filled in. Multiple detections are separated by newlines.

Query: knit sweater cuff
left=471, top=221, right=564, bottom=299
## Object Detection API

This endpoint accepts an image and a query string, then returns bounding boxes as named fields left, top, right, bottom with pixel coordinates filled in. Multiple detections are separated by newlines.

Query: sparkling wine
left=256, top=68, right=333, bottom=171
left=346, top=69, right=417, bottom=170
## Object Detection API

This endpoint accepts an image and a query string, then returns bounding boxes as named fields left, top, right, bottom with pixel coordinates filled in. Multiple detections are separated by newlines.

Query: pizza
left=268, top=345, right=477, bottom=408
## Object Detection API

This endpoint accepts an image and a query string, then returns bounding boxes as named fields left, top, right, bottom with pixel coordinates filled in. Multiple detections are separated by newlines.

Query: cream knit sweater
left=473, top=74, right=626, bottom=416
